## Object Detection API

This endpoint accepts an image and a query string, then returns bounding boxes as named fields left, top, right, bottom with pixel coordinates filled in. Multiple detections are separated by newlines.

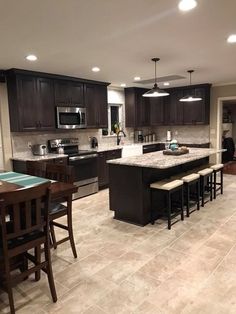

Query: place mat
left=163, top=149, right=189, bottom=156
left=0, top=172, right=51, bottom=187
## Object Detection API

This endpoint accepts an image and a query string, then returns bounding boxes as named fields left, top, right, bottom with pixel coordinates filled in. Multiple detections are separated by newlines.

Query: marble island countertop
left=11, top=152, right=68, bottom=161
left=108, top=148, right=223, bottom=169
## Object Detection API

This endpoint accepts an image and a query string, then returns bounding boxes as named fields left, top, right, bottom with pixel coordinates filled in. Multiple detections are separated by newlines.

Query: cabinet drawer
left=54, top=157, right=68, bottom=165
left=106, top=149, right=122, bottom=160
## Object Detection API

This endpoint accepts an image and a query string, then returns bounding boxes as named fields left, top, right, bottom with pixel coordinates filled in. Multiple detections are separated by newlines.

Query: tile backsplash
left=11, top=124, right=210, bottom=154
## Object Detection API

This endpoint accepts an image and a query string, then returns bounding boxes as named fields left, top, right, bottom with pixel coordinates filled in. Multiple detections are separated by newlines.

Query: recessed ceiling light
left=25, top=54, right=38, bottom=61
left=120, top=83, right=126, bottom=87
left=92, top=66, right=100, bottom=72
left=178, top=0, right=197, bottom=12
left=134, top=76, right=141, bottom=81
left=163, top=82, right=170, bottom=86
left=227, top=34, right=236, bottom=43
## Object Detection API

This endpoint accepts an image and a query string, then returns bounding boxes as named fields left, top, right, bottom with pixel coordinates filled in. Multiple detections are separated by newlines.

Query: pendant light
left=179, top=70, right=202, bottom=102
left=142, top=58, right=169, bottom=97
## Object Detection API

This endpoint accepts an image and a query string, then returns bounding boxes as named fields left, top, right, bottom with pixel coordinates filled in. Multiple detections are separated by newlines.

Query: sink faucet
left=117, top=130, right=126, bottom=145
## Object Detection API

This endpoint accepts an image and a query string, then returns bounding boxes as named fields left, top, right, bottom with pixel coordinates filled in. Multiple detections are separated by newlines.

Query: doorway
left=216, top=96, right=236, bottom=174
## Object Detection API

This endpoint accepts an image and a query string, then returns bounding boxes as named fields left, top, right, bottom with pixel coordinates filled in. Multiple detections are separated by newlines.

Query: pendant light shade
left=179, top=70, right=202, bottom=102
left=143, top=58, right=169, bottom=97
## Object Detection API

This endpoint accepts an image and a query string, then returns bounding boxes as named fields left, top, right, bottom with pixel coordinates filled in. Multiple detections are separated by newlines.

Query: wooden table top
left=0, top=173, right=78, bottom=200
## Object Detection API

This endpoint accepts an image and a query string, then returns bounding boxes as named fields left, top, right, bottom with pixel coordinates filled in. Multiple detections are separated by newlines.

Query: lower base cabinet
left=98, top=149, right=122, bottom=189
left=12, top=157, right=68, bottom=174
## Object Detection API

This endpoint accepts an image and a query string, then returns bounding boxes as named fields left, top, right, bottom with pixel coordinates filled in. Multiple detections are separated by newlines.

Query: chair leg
left=180, top=187, right=184, bottom=221
left=213, top=171, right=216, bottom=199
left=35, top=245, right=41, bottom=281
left=186, top=184, right=190, bottom=217
left=220, top=169, right=223, bottom=194
left=200, top=176, right=204, bottom=207
left=167, top=192, right=171, bottom=230
left=150, top=189, right=154, bottom=225
left=50, top=222, right=57, bottom=250
left=7, top=284, right=15, bottom=314
left=44, top=238, right=57, bottom=303
left=67, top=196, right=77, bottom=259
left=210, top=174, right=213, bottom=201
left=196, top=180, right=200, bottom=210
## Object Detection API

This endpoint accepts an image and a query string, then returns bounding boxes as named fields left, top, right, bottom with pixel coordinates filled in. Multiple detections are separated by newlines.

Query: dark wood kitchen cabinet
left=7, top=72, right=55, bottom=132
left=125, top=87, right=150, bottom=127
left=164, top=89, right=184, bottom=125
left=84, top=83, right=108, bottom=128
left=54, top=80, right=84, bottom=105
left=182, top=86, right=210, bottom=125
left=150, top=97, right=164, bottom=126
left=98, top=149, right=122, bottom=189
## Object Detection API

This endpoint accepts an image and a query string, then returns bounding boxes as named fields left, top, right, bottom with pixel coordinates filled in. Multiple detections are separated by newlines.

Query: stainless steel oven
left=48, top=138, right=98, bottom=199
left=56, top=106, right=86, bottom=129
left=68, top=153, right=98, bottom=199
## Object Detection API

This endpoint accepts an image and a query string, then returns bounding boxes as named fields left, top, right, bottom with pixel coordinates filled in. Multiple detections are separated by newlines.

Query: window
left=107, top=103, right=123, bottom=135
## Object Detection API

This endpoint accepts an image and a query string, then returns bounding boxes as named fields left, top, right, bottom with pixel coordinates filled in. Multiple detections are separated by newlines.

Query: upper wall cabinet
left=125, top=87, right=150, bottom=127
left=54, top=80, right=84, bottom=105
left=6, top=69, right=110, bottom=132
left=7, top=73, right=55, bottom=132
left=84, top=84, right=108, bottom=128
left=125, top=84, right=211, bottom=127
left=182, top=86, right=210, bottom=125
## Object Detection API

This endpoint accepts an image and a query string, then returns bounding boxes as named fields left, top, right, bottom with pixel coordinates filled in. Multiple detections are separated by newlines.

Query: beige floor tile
left=133, top=301, right=163, bottom=314
left=138, top=247, right=188, bottom=282
left=96, top=250, right=151, bottom=284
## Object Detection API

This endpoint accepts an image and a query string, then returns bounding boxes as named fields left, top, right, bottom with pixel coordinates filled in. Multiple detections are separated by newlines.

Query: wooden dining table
left=0, top=171, right=78, bottom=200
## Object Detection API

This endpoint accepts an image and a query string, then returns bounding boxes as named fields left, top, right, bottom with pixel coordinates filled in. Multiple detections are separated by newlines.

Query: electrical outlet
left=27, top=142, right=32, bottom=148
left=175, top=131, right=178, bottom=136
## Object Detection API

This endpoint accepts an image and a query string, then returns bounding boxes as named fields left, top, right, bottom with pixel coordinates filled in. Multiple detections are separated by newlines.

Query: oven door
left=69, top=154, right=98, bottom=199
left=56, top=107, right=87, bottom=129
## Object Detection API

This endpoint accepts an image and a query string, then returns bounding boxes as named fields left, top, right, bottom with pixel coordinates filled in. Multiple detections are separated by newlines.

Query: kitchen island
left=108, top=148, right=222, bottom=226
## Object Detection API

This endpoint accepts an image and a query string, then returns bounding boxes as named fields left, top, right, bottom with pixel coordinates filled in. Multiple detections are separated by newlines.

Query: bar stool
left=150, top=179, right=184, bottom=230
left=210, top=164, right=224, bottom=199
left=197, top=168, right=213, bottom=207
left=181, top=173, right=200, bottom=217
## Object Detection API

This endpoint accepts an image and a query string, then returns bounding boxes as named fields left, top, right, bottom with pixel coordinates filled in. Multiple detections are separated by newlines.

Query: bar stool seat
left=210, top=163, right=224, bottom=199
left=198, top=168, right=213, bottom=176
left=182, top=173, right=200, bottom=183
left=198, top=168, right=213, bottom=207
left=211, top=163, right=223, bottom=171
left=150, top=179, right=184, bottom=230
left=181, top=173, right=200, bottom=217
left=150, top=179, right=183, bottom=190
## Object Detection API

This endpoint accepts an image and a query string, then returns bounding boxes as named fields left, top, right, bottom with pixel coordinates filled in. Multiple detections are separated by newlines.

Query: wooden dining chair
left=0, top=182, right=57, bottom=314
left=45, top=163, right=77, bottom=258
left=26, top=160, right=47, bottom=178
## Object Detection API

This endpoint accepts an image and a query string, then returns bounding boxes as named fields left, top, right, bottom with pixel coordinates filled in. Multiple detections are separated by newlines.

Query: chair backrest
left=26, top=161, right=47, bottom=178
left=46, top=163, right=74, bottom=183
left=0, top=182, right=51, bottom=243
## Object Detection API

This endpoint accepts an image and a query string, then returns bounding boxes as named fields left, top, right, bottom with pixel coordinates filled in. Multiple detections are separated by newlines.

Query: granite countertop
left=90, top=141, right=163, bottom=153
left=107, top=148, right=223, bottom=169
left=11, top=152, right=68, bottom=161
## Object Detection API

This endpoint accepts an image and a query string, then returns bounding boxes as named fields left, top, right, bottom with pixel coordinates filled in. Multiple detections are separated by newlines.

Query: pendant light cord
left=154, top=60, right=157, bottom=86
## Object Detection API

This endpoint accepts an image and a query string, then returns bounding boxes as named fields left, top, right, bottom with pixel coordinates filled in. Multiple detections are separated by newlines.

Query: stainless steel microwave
left=56, top=106, right=87, bottom=129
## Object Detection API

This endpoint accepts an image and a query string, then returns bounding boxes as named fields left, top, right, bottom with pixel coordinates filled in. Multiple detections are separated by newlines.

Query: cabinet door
left=97, top=85, right=108, bottom=128
left=98, top=152, right=108, bottom=187
left=70, top=82, right=84, bottom=104
left=54, top=80, right=71, bottom=104
left=136, top=89, right=150, bottom=127
left=17, top=75, right=38, bottom=131
left=150, top=97, right=164, bottom=125
left=84, top=84, right=99, bottom=127
left=183, top=88, right=205, bottom=125
left=164, top=90, right=183, bottom=125
left=37, top=78, right=56, bottom=130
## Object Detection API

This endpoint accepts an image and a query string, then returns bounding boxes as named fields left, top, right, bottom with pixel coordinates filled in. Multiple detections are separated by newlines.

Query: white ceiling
left=0, top=0, right=236, bottom=88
